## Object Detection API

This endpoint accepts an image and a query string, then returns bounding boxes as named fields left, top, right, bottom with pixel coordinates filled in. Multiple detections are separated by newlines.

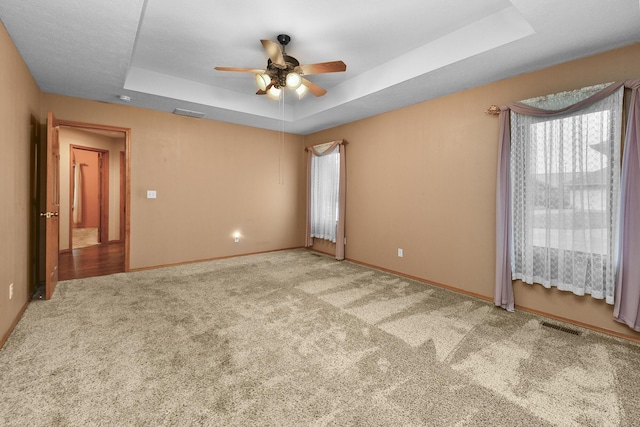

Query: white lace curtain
left=305, top=140, right=347, bottom=260
left=510, top=87, right=623, bottom=302
left=310, top=145, right=340, bottom=242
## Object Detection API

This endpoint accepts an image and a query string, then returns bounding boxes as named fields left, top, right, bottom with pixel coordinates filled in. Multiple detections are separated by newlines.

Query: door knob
left=40, top=212, right=59, bottom=218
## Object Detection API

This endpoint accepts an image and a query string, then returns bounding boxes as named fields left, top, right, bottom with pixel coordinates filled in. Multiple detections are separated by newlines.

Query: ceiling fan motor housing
left=267, top=55, right=301, bottom=88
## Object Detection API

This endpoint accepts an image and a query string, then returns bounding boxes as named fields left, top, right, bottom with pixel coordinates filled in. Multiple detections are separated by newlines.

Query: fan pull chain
left=279, top=90, right=285, bottom=185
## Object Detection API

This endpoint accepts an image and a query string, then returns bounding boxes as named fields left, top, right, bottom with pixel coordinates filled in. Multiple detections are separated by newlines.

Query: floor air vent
left=541, top=321, right=581, bottom=336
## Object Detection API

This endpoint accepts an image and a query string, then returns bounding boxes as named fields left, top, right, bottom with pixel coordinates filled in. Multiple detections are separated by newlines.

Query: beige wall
left=304, top=42, right=640, bottom=340
left=59, top=127, right=125, bottom=250
left=41, top=95, right=307, bottom=269
left=0, top=22, right=41, bottom=344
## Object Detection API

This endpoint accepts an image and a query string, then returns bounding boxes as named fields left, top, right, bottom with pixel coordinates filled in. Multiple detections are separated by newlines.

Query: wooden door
left=44, top=112, right=60, bottom=299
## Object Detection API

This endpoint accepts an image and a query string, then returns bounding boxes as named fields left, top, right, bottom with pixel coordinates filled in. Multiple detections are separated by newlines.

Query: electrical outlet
left=9, top=283, right=13, bottom=300
left=397, top=248, right=403, bottom=257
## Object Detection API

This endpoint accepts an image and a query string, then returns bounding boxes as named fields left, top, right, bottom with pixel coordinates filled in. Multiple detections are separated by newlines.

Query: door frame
left=57, top=119, right=131, bottom=272
left=119, top=151, right=125, bottom=242
left=69, top=145, right=110, bottom=248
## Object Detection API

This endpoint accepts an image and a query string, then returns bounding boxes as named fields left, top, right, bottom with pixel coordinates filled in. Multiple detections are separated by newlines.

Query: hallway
left=58, top=242, right=125, bottom=280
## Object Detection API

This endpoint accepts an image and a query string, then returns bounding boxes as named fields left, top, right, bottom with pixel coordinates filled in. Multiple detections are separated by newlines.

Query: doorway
left=70, top=146, right=109, bottom=250
left=57, top=123, right=130, bottom=280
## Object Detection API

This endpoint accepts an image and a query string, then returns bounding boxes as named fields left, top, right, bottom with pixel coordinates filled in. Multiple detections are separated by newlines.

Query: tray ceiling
left=1, top=0, right=639, bottom=134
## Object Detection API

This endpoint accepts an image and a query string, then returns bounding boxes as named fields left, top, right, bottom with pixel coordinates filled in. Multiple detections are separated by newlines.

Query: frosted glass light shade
left=296, top=84, right=308, bottom=98
left=286, top=72, right=302, bottom=89
left=267, top=85, right=281, bottom=99
left=255, top=73, right=271, bottom=91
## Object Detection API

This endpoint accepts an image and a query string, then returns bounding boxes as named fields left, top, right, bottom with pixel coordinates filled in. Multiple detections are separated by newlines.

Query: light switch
left=147, top=190, right=157, bottom=199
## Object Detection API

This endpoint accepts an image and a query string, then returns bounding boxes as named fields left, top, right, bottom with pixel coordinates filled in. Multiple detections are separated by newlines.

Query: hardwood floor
left=58, top=242, right=125, bottom=280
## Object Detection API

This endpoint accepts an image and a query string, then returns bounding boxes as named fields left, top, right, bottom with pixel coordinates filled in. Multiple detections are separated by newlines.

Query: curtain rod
left=486, top=82, right=622, bottom=116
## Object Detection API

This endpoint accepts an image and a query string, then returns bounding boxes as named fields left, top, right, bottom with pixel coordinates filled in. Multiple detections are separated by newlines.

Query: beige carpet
left=1, top=249, right=639, bottom=426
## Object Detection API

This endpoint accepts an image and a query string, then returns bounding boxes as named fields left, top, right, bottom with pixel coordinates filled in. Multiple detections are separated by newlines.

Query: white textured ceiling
left=1, top=0, right=639, bottom=135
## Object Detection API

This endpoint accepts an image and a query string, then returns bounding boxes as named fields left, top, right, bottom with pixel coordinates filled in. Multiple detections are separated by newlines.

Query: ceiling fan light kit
left=255, top=73, right=271, bottom=91
left=295, top=84, right=308, bottom=97
left=215, top=34, right=346, bottom=100
left=285, top=71, right=302, bottom=90
left=267, top=85, right=281, bottom=100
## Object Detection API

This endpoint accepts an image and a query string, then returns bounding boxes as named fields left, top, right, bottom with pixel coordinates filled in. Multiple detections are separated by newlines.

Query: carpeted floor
left=1, top=249, right=639, bottom=426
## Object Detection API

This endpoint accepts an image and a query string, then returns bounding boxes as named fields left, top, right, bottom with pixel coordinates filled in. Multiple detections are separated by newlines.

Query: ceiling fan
left=215, top=34, right=346, bottom=99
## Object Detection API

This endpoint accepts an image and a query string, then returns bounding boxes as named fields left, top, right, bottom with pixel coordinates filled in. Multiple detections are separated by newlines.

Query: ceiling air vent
left=173, top=108, right=205, bottom=118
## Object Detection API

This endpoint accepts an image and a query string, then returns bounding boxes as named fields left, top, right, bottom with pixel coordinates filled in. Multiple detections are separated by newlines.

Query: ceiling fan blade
left=301, top=78, right=327, bottom=97
left=215, top=67, right=265, bottom=73
left=261, top=39, right=286, bottom=68
left=299, top=61, right=346, bottom=75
